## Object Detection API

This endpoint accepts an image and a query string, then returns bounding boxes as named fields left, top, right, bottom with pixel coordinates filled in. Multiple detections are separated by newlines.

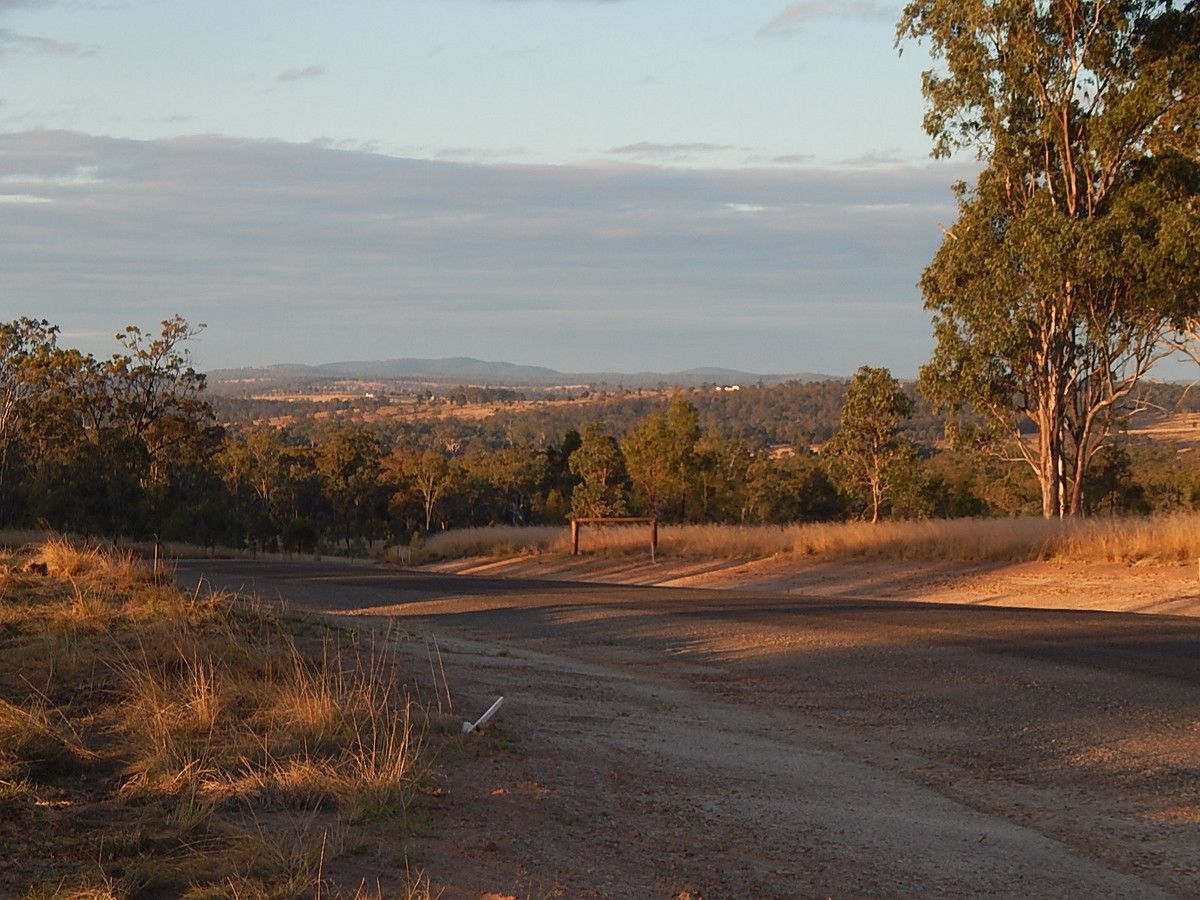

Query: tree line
left=8, top=318, right=1200, bottom=555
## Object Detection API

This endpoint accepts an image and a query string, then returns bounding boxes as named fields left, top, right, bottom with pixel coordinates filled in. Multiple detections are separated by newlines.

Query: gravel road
left=176, top=559, right=1200, bottom=898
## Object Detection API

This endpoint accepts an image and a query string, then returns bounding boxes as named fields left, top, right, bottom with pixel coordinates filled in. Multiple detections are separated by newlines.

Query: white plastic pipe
left=462, top=695, right=505, bottom=734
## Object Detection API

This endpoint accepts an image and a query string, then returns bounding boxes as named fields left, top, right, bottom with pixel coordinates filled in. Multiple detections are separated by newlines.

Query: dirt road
left=177, top=560, right=1200, bottom=899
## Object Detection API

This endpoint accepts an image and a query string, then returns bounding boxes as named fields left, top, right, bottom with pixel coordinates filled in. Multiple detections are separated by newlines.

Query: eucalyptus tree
left=899, top=0, right=1200, bottom=517
left=317, top=426, right=385, bottom=548
left=217, top=428, right=290, bottom=542
left=484, top=445, right=547, bottom=526
left=107, top=315, right=214, bottom=487
left=0, top=319, right=59, bottom=518
left=384, top=445, right=453, bottom=532
left=823, top=367, right=917, bottom=523
left=621, top=397, right=701, bottom=520
left=568, top=422, right=629, bottom=518
left=746, top=453, right=843, bottom=525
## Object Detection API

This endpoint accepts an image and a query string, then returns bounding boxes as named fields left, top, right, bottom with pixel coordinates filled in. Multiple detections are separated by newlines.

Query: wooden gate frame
left=570, top=516, right=658, bottom=561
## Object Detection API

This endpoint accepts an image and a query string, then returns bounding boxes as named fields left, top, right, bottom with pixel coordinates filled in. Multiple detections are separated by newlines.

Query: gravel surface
left=177, top=559, right=1200, bottom=898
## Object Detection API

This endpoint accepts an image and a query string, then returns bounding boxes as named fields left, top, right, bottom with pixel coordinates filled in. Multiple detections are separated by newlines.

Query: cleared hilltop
left=207, top=355, right=832, bottom=393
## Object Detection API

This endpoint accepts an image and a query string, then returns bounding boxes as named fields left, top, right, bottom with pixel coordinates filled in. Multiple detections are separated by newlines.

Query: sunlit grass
left=418, top=514, right=1200, bottom=565
left=0, top=540, right=436, bottom=897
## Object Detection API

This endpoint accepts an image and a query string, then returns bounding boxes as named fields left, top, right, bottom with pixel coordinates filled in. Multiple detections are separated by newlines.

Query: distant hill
left=317, top=357, right=566, bottom=382
left=207, top=357, right=834, bottom=392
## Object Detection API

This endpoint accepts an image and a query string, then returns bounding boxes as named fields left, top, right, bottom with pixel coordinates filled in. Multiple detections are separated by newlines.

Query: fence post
left=571, top=519, right=580, bottom=555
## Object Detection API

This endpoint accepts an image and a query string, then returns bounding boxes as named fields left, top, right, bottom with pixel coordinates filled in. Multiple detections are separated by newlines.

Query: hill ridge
left=209, top=356, right=834, bottom=388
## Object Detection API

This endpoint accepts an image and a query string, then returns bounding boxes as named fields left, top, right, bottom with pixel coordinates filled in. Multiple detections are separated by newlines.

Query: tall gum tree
left=899, top=0, right=1200, bottom=517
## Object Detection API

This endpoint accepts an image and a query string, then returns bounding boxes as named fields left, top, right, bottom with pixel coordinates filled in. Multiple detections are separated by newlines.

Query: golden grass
left=24, top=873, right=127, bottom=900
left=419, top=526, right=563, bottom=561
left=33, top=538, right=148, bottom=583
left=418, top=514, right=1200, bottom=565
left=0, top=529, right=331, bottom=569
left=0, top=540, right=437, bottom=898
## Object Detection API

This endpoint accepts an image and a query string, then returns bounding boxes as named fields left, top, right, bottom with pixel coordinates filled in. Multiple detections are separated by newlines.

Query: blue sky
left=0, top=0, right=970, bottom=376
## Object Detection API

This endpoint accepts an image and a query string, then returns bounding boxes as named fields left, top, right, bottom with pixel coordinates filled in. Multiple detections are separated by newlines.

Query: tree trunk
left=1036, top=373, right=1069, bottom=519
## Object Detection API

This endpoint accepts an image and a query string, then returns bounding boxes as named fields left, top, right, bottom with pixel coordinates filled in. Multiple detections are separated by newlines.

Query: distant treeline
left=214, top=380, right=953, bottom=451
left=215, top=377, right=1200, bottom=455
left=4, top=317, right=1200, bottom=555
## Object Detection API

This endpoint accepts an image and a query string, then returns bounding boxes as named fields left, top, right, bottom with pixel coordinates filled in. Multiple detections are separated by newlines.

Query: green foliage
left=384, top=446, right=452, bottom=533
left=823, top=367, right=917, bottom=523
left=0, top=319, right=61, bottom=522
left=282, top=516, right=320, bottom=554
left=620, top=397, right=701, bottom=520
left=746, top=453, right=842, bottom=524
left=1084, top=444, right=1151, bottom=515
left=317, top=427, right=385, bottom=548
left=484, top=445, right=548, bottom=526
left=900, top=0, right=1200, bottom=517
left=0, top=315, right=217, bottom=538
left=568, top=422, right=629, bottom=517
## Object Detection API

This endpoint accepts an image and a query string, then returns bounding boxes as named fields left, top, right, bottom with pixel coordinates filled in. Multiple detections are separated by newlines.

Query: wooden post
left=571, top=519, right=580, bottom=555
left=650, top=518, right=658, bottom=562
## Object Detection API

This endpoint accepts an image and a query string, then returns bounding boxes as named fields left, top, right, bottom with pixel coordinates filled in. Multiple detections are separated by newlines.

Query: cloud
left=435, top=146, right=527, bottom=160
left=0, top=27, right=89, bottom=58
left=841, top=148, right=911, bottom=166
left=774, top=153, right=814, bottom=164
left=609, top=142, right=735, bottom=162
left=759, top=1, right=896, bottom=37
left=0, top=163, right=100, bottom=185
left=0, top=130, right=972, bottom=373
left=0, top=192, right=51, bottom=203
left=276, top=64, right=324, bottom=83
left=309, top=136, right=387, bottom=154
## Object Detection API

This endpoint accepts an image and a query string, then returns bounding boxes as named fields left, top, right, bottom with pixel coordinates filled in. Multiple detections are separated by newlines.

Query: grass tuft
left=0, top=696, right=88, bottom=777
left=24, top=872, right=128, bottom=900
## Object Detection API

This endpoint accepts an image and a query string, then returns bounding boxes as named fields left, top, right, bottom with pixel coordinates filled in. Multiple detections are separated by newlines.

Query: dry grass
left=419, top=526, right=564, bottom=561
left=0, top=540, right=438, bottom=898
left=418, top=514, right=1200, bottom=565
left=0, top=696, right=89, bottom=776
left=34, top=538, right=149, bottom=583
left=24, top=873, right=127, bottom=900
left=0, top=529, right=332, bottom=568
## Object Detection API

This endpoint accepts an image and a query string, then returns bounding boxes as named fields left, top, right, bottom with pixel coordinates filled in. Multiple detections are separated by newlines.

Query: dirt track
left=176, top=560, right=1200, bottom=899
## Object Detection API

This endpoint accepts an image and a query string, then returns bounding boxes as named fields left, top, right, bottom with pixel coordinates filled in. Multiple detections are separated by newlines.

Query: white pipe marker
left=462, top=696, right=505, bottom=734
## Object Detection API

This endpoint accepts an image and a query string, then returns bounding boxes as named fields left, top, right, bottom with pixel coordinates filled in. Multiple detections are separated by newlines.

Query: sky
left=0, top=0, right=977, bottom=377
